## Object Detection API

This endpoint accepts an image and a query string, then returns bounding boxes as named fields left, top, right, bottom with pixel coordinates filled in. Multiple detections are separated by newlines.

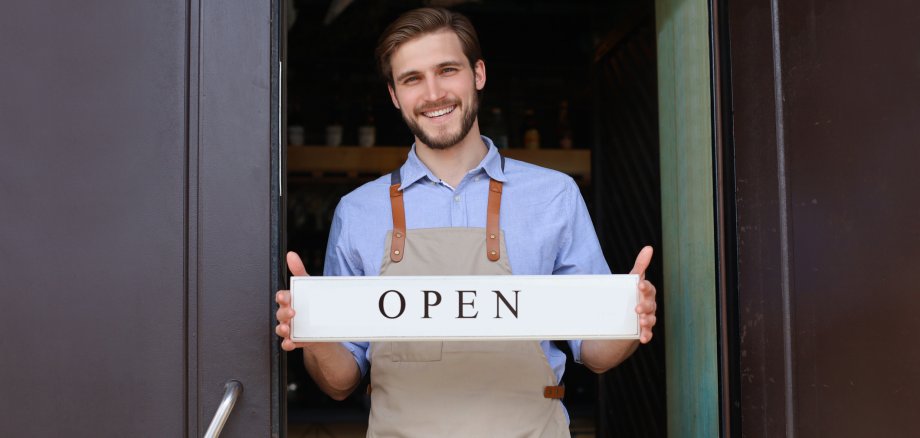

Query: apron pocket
left=389, top=341, right=443, bottom=362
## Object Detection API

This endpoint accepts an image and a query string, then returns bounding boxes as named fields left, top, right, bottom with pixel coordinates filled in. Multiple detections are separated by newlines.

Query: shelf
left=287, top=146, right=591, bottom=183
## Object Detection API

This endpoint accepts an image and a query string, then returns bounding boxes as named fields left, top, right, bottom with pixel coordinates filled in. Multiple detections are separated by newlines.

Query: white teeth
left=423, top=105, right=456, bottom=118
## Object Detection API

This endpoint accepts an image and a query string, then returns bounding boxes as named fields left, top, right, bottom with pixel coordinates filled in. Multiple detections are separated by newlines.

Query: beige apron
left=366, top=166, right=570, bottom=438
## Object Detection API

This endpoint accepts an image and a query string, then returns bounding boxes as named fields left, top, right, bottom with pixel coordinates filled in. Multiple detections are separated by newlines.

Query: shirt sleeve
left=554, top=179, right=610, bottom=364
left=323, top=200, right=364, bottom=277
left=342, top=342, right=370, bottom=377
left=322, top=200, right=370, bottom=376
left=568, top=340, right=583, bottom=364
left=553, top=179, right=611, bottom=276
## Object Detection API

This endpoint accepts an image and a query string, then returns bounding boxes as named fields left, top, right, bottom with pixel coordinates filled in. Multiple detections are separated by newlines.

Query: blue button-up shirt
left=323, top=136, right=611, bottom=386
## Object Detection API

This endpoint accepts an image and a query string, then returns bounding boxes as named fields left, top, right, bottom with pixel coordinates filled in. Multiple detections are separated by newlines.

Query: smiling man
left=275, top=7, right=658, bottom=437
left=386, top=29, right=481, bottom=152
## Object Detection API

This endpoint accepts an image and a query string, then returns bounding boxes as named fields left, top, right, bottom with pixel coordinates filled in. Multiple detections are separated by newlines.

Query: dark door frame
left=272, top=0, right=285, bottom=437
left=192, top=0, right=282, bottom=435
left=655, top=0, right=724, bottom=435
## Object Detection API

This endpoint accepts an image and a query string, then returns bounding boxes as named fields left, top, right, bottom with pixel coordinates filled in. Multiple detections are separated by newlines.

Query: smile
left=421, top=105, right=457, bottom=118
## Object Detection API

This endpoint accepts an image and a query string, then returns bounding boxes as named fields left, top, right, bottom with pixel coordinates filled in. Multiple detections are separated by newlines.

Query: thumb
left=629, top=246, right=654, bottom=279
left=287, top=251, right=309, bottom=277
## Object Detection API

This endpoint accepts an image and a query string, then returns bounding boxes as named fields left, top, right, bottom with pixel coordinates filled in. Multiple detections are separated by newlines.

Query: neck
left=414, top=122, right=488, bottom=188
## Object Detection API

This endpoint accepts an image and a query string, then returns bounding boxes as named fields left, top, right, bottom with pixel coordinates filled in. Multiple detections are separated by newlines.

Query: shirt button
left=474, top=176, right=480, bottom=182
left=454, top=195, right=461, bottom=202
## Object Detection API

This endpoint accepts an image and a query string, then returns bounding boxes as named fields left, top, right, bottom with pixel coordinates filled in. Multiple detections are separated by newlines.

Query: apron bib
left=366, top=167, right=570, bottom=438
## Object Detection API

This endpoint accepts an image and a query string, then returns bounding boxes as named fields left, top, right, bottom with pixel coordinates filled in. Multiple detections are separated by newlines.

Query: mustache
left=415, top=98, right=461, bottom=114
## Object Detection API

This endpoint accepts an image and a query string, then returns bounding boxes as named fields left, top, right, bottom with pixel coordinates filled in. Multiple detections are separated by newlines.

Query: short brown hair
left=375, top=7, right=482, bottom=86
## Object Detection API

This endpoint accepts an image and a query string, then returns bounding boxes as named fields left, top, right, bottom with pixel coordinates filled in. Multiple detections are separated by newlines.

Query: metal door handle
left=204, top=380, right=243, bottom=438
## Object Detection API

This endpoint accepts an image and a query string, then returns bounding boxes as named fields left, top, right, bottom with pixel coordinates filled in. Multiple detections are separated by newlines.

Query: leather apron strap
left=389, top=155, right=507, bottom=263
left=388, top=172, right=406, bottom=263
left=486, top=179, right=502, bottom=261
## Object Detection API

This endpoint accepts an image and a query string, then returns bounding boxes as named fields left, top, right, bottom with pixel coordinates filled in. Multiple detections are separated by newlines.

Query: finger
left=636, top=300, right=657, bottom=315
left=629, top=246, right=654, bottom=279
left=275, top=323, right=290, bottom=337
left=276, top=290, right=291, bottom=306
left=275, top=307, right=295, bottom=323
left=287, top=251, right=309, bottom=277
left=635, top=290, right=657, bottom=312
left=638, top=280, right=656, bottom=298
left=281, top=338, right=297, bottom=351
left=641, top=281, right=657, bottom=299
left=641, top=315, right=657, bottom=328
left=640, top=329, right=654, bottom=344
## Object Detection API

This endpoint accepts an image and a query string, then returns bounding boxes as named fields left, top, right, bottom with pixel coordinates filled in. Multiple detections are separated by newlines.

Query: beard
left=402, top=92, right=479, bottom=150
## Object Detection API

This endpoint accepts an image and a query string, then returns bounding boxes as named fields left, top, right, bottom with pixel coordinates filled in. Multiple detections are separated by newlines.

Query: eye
left=441, top=67, right=458, bottom=74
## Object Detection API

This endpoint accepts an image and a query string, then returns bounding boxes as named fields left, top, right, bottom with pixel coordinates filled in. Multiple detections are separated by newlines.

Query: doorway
left=282, top=1, right=664, bottom=436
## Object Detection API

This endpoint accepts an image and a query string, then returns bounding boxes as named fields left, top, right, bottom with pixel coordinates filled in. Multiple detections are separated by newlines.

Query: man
left=275, top=7, right=657, bottom=437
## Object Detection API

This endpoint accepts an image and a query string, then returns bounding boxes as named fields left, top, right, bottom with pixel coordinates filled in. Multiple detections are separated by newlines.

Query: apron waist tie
left=366, top=384, right=565, bottom=399
left=543, top=385, right=565, bottom=399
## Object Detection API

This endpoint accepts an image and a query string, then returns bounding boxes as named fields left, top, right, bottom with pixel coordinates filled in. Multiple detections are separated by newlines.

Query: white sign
left=290, top=275, right=639, bottom=342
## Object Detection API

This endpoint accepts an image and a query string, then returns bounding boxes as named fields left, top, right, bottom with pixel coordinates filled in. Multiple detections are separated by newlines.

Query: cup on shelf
left=358, top=125, right=376, bottom=147
left=288, top=125, right=305, bottom=146
left=325, top=124, right=343, bottom=147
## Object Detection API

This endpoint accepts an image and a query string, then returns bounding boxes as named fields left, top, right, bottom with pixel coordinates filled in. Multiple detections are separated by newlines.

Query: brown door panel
left=726, top=0, right=920, bottom=435
left=0, top=1, right=278, bottom=436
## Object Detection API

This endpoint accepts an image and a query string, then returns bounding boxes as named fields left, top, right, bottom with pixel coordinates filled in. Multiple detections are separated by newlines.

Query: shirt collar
left=398, top=135, right=507, bottom=190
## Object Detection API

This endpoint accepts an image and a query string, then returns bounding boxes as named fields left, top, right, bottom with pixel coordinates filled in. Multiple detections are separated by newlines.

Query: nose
left=423, top=75, right=446, bottom=102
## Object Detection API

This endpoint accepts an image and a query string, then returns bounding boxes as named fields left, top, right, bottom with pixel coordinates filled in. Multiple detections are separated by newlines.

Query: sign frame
left=289, top=274, right=640, bottom=342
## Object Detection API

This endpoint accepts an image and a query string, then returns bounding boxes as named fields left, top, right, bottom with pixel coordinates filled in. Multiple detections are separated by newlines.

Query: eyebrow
left=395, top=60, right=465, bottom=83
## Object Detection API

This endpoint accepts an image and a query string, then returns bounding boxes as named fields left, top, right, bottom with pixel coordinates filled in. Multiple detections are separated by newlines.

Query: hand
left=274, top=252, right=362, bottom=398
left=275, top=251, right=309, bottom=351
left=630, top=246, right=657, bottom=344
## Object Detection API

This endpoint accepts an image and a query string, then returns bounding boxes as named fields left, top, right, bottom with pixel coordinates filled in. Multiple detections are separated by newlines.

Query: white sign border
left=290, top=274, right=640, bottom=342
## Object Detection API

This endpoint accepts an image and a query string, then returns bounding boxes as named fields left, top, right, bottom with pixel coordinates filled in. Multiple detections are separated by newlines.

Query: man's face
left=387, top=30, right=486, bottom=150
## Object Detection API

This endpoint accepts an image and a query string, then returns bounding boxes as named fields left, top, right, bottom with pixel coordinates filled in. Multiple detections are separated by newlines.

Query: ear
left=473, top=59, right=486, bottom=91
left=387, top=84, right=400, bottom=109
